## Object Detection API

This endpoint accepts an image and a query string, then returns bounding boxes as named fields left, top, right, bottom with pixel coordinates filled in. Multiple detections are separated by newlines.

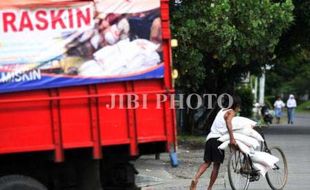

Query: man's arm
left=224, top=110, right=237, bottom=147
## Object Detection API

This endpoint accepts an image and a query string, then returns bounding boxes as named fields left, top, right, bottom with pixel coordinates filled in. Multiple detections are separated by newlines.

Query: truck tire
left=101, top=161, right=139, bottom=190
left=0, top=175, right=47, bottom=190
left=76, top=160, right=103, bottom=190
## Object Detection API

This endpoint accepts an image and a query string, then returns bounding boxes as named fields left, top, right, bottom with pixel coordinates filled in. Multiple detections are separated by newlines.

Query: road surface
left=134, top=112, right=310, bottom=190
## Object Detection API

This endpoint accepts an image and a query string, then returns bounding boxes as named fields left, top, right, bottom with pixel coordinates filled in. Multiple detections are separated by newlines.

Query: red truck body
left=0, top=1, right=176, bottom=189
left=0, top=0, right=176, bottom=164
left=0, top=80, right=177, bottom=160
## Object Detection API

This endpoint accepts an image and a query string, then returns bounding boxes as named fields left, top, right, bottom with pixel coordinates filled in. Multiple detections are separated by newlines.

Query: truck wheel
left=101, top=161, right=139, bottom=190
left=0, top=175, right=47, bottom=190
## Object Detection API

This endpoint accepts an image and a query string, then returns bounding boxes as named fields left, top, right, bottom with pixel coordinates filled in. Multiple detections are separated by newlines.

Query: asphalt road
left=135, top=112, right=310, bottom=190
left=240, top=118, right=310, bottom=190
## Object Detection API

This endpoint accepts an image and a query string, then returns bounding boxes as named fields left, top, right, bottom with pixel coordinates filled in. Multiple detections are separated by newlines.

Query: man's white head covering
left=289, top=94, right=294, bottom=99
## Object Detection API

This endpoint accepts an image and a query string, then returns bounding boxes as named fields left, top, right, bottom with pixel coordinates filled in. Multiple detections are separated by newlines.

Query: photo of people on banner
left=62, top=1, right=163, bottom=77
left=0, top=0, right=163, bottom=93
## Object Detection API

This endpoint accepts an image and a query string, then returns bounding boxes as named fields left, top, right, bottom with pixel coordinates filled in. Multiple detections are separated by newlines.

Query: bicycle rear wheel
left=266, top=146, right=288, bottom=190
left=228, top=150, right=250, bottom=190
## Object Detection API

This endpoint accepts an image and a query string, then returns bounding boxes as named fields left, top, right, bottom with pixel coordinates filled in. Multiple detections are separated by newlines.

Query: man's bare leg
left=207, top=162, right=221, bottom=190
left=190, top=161, right=211, bottom=190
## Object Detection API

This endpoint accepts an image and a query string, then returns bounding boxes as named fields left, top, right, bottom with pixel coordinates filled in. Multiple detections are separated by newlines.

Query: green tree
left=266, top=0, right=310, bottom=97
left=236, top=86, right=254, bottom=117
left=266, top=49, right=310, bottom=96
left=171, top=0, right=294, bottom=93
left=170, top=0, right=294, bottom=132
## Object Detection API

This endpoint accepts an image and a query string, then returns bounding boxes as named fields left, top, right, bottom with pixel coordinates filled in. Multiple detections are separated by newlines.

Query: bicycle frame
left=229, top=124, right=288, bottom=190
left=249, top=125, right=281, bottom=179
left=243, top=126, right=269, bottom=181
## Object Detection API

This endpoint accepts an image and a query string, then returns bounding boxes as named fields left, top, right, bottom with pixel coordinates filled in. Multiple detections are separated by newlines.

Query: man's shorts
left=204, top=138, right=225, bottom=163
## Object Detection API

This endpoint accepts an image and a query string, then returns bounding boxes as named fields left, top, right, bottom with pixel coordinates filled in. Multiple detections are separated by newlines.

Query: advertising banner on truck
left=0, top=0, right=163, bottom=93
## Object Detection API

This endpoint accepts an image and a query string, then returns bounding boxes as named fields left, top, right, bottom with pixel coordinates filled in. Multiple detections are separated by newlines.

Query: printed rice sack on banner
left=0, top=0, right=165, bottom=93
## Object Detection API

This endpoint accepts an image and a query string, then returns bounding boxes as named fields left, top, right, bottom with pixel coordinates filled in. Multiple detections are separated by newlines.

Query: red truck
left=0, top=0, right=176, bottom=189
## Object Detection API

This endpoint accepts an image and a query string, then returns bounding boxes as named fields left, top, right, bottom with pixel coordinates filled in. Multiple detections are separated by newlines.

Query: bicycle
left=227, top=125, right=288, bottom=190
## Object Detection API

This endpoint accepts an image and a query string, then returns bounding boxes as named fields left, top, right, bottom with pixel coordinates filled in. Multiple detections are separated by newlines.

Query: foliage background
left=170, top=0, right=294, bottom=132
left=266, top=0, right=310, bottom=98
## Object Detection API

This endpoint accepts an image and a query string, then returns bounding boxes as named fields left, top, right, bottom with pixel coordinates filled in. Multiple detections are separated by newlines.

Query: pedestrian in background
left=286, top=94, right=297, bottom=124
left=274, top=96, right=285, bottom=124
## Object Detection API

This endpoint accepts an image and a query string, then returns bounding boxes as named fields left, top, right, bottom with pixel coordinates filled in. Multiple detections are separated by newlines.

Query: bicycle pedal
left=250, top=169, right=260, bottom=175
left=249, top=174, right=260, bottom=182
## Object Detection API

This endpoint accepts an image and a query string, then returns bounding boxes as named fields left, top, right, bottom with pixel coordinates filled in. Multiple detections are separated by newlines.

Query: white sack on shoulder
left=218, top=139, right=251, bottom=155
left=232, top=116, right=257, bottom=130
left=250, top=151, right=279, bottom=168
left=253, top=163, right=271, bottom=177
left=218, top=133, right=260, bottom=149
left=235, top=127, right=264, bottom=142
left=218, top=141, right=230, bottom=150
left=236, top=140, right=251, bottom=154
left=217, top=134, right=230, bottom=142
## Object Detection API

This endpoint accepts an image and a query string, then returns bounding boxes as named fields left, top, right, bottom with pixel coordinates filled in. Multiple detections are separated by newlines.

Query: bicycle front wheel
left=228, top=150, right=250, bottom=190
left=266, top=146, right=288, bottom=190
